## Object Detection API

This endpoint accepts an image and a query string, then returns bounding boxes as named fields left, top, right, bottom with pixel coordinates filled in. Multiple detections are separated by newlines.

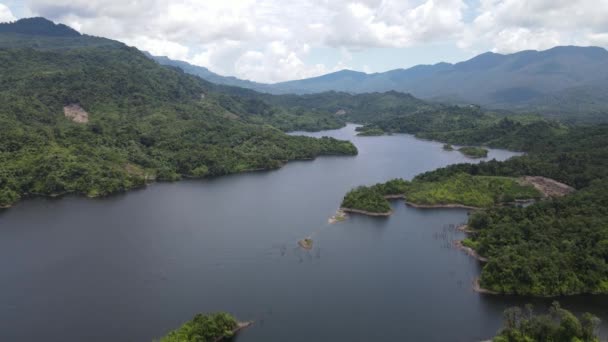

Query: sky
left=1, top=0, right=608, bottom=83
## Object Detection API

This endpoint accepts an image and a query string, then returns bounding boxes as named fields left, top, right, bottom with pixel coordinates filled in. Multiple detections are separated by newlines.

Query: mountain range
left=152, top=46, right=608, bottom=121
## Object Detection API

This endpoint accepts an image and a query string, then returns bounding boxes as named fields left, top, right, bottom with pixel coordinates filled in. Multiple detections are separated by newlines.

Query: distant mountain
left=153, top=46, right=608, bottom=121
left=148, top=54, right=268, bottom=90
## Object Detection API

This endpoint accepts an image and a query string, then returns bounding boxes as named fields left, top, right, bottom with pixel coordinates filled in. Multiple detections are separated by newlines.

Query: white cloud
left=234, top=41, right=334, bottom=82
left=326, top=0, right=466, bottom=49
left=0, top=3, right=16, bottom=22
left=461, top=0, right=608, bottom=53
left=22, top=0, right=470, bottom=82
left=15, top=0, right=608, bottom=81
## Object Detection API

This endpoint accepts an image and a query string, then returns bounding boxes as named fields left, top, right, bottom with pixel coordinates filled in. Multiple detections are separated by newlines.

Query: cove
left=0, top=124, right=606, bottom=341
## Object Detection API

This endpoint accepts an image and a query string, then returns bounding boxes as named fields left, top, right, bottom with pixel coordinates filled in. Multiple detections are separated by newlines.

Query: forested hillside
left=0, top=18, right=356, bottom=207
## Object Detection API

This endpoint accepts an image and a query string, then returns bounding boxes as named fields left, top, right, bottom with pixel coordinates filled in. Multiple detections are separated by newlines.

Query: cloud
left=461, top=0, right=608, bottom=53
left=0, top=3, right=16, bottom=22
left=22, top=0, right=470, bottom=82
left=326, top=0, right=466, bottom=49
left=16, top=0, right=608, bottom=81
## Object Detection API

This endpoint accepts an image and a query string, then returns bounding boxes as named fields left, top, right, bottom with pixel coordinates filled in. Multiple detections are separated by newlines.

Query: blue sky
left=1, top=0, right=607, bottom=83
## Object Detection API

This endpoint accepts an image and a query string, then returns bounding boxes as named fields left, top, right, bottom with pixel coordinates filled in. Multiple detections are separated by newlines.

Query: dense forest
left=458, top=146, right=488, bottom=158
left=468, top=180, right=608, bottom=296
left=342, top=114, right=608, bottom=295
left=158, top=313, right=239, bottom=342
left=0, top=19, right=357, bottom=207
left=493, top=302, right=600, bottom=342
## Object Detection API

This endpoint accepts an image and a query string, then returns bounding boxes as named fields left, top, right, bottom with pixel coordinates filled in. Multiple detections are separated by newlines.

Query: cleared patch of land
left=519, top=176, right=575, bottom=198
left=63, top=104, right=89, bottom=123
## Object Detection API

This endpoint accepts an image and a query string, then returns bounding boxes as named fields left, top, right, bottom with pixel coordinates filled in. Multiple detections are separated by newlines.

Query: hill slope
left=0, top=18, right=357, bottom=207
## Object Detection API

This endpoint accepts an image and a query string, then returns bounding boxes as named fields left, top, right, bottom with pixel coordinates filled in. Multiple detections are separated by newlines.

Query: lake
left=0, top=124, right=606, bottom=341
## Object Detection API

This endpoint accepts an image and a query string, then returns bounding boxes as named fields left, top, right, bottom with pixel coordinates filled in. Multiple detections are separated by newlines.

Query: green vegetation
left=158, top=313, right=239, bottom=342
left=404, top=174, right=540, bottom=208
left=340, top=101, right=608, bottom=295
left=341, top=174, right=540, bottom=212
left=443, top=144, right=454, bottom=151
left=458, top=146, right=488, bottom=158
left=468, top=181, right=608, bottom=296
left=356, top=127, right=385, bottom=136
left=494, top=302, right=600, bottom=342
left=410, top=123, right=608, bottom=296
left=350, top=101, right=570, bottom=153
left=341, top=186, right=392, bottom=213
left=417, top=118, right=568, bottom=151
left=0, top=20, right=357, bottom=208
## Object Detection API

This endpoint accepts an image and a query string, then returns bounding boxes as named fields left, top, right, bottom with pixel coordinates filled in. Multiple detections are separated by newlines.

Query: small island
left=340, top=179, right=408, bottom=215
left=458, top=146, right=488, bottom=158
left=356, top=127, right=385, bottom=136
left=159, top=312, right=252, bottom=342
left=298, top=237, right=313, bottom=250
left=328, top=209, right=347, bottom=223
left=442, top=143, right=454, bottom=151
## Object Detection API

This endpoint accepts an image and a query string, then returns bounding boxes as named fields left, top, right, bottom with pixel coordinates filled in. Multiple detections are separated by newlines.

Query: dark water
left=0, top=124, right=606, bottom=341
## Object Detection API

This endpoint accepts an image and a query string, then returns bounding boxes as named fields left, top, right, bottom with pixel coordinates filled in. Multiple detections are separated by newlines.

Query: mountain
left=0, top=18, right=357, bottom=207
left=0, top=17, right=120, bottom=49
left=148, top=54, right=268, bottom=90
left=0, top=17, right=80, bottom=36
left=153, top=47, right=608, bottom=121
left=265, top=46, right=608, bottom=119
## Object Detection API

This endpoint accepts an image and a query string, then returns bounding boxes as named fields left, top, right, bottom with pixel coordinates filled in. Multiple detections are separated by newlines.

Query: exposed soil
left=340, top=207, right=392, bottom=216
left=472, top=277, right=499, bottom=295
left=328, top=209, right=347, bottom=224
left=298, top=238, right=313, bottom=250
left=405, top=202, right=480, bottom=210
left=213, top=321, right=253, bottom=342
left=63, top=104, right=89, bottom=123
left=519, top=176, right=575, bottom=198
left=453, top=240, right=488, bottom=262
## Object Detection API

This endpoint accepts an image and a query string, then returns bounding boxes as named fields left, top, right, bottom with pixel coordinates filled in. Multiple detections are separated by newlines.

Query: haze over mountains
left=152, top=46, right=608, bottom=121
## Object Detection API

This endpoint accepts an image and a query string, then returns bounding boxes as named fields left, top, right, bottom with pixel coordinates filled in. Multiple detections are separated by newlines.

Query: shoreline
left=405, top=201, right=481, bottom=210
left=453, top=240, right=488, bottom=262
left=456, top=224, right=477, bottom=234
left=328, top=209, right=347, bottom=223
left=213, top=321, right=253, bottom=342
left=340, top=207, right=392, bottom=216
left=472, top=277, right=499, bottom=295
left=0, top=153, right=356, bottom=209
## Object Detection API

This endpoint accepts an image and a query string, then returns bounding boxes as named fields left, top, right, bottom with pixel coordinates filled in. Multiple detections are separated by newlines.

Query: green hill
left=0, top=18, right=356, bottom=207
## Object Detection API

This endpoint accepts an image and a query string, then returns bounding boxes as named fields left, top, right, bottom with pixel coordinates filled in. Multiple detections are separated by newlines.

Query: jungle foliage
left=158, top=313, right=238, bottom=342
left=0, top=27, right=356, bottom=207
left=341, top=174, right=540, bottom=212
left=494, top=302, right=600, bottom=342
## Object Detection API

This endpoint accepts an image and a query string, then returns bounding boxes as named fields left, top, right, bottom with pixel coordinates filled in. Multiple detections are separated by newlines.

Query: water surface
left=0, top=124, right=605, bottom=341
